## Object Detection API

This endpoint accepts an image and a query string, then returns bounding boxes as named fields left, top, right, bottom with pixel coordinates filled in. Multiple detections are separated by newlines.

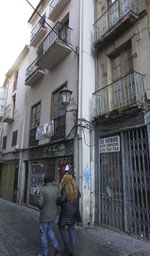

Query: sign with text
left=99, top=135, right=120, bottom=153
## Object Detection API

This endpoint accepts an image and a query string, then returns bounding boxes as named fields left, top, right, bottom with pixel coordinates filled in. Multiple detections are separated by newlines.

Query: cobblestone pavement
left=0, top=199, right=150, bottom=256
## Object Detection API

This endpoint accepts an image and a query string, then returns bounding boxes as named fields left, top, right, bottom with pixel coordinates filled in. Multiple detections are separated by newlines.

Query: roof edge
left=5, top=45, right=29, bottom=79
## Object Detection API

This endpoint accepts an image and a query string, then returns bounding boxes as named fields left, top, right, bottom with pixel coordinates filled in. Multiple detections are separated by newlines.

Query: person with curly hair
left=57, top=165, right=81, bottom=256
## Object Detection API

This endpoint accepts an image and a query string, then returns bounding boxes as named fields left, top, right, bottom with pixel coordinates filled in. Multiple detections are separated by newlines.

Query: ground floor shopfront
left=0, top=152, right=19, bottom=203
left=95, top=110, right=150, bottom=240
left=0, top=139, right=74, bottom=208
left=28, top=139, right=73, bottom=207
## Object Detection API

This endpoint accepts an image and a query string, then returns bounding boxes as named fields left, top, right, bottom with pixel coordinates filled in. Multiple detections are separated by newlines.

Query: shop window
left=51, top=86, right=66, bottom=140
left=29, top=102, right=41, bottom=146
left=12, top=130, right=18, bottom=146
left=2, top=136, right=7, bottom=150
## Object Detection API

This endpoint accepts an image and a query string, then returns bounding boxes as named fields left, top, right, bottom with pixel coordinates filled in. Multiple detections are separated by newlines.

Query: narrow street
left=0, top=199, right=150, bottom=256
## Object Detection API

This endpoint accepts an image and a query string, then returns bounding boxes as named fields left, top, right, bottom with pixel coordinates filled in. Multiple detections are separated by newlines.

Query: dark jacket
left=57, top=186, right=81, bottom=226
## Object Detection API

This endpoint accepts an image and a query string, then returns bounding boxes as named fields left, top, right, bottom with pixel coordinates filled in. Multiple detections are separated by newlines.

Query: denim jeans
left=59, top=224, right=75, bottom=251
left=40, top=221, right=59, bottom=256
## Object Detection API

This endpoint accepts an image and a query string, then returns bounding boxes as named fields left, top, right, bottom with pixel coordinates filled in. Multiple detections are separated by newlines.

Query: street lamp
left=60, top=87, right=72, bottom=107
left=60, top=87, right=77, bottom=115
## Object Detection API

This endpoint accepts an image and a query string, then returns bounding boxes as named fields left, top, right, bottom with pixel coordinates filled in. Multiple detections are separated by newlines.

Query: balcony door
left=52, top=86, right=66, bottom=140
left=111, top=46, right=133, bottom=109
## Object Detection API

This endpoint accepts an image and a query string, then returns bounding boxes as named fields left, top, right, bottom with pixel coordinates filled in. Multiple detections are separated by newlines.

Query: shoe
left=54, top=248, right=61, bottom=256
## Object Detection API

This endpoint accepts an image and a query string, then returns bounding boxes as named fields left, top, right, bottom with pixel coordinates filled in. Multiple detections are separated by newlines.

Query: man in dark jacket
left=57, top=165, right=81, bottom=256
left=38, top=174, right=61, bottom=256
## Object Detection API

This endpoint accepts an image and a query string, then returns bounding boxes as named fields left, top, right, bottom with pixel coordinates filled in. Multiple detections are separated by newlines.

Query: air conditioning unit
left=36, top=121, right=54, bottom=140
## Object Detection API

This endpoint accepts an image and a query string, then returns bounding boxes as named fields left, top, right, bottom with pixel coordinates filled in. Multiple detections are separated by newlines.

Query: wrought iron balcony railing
left=3, top=104, right=14, bottom=122
left=94, top=0, right=138, bottom=43
left=30, top=16, right=46, bottom=42
left=49, top=0, right=71, bottom=21
left=37, top=22, right=72, bottom=59
left=93, top=71, right=146, bottom=118
left=25, top=58, right=40, bottom=81
left=49, top=0, right=60, bottom=15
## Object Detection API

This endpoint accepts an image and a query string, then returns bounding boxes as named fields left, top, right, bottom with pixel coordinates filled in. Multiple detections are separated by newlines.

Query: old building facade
left=1, top=0, right=150, bottom=241
left=93, top=0, right=150, bottom=239
left=0, top=0, right=95, bottom=226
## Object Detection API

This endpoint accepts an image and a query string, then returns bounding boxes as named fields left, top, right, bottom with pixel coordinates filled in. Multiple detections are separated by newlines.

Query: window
left=52, top=87, right=66, bottom=140
left=110, top=44, right=134, bottom=106
left=29, top=102, right=41, bottom=146
left=13, top=70, right=18, bottom=92
left=2, top=136, right=7, bottom=150
left=111, top=45, right=133, bottom=81
left=12, top=130, right=18, bottom=146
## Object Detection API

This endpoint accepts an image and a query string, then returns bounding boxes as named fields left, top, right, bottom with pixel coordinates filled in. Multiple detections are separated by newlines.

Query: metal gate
left=99, top=126, right=150, bottom=239
left=123, top=127, right=150, bottom=239
left=100, top=136, right=124, bottom=231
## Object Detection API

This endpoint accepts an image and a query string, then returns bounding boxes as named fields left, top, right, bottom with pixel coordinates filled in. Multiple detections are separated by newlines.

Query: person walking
left=38, top=174, right=61, bottom=256
left=57, top=164, right=81, bottom=256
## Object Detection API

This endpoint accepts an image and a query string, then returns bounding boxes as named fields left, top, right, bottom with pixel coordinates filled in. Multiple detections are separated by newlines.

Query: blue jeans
left=40, top=221, right=59, bottom=256
left=59, top=224, right=75, bottom=252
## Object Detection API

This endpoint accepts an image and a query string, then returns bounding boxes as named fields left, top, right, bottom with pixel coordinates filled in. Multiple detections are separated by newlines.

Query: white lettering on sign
left=99, top=135, right=120, bottom=153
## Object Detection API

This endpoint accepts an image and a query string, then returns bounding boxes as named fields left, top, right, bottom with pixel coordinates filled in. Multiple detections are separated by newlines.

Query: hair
left=59, top=174, right=78, bottom=202
left=44, top=174, right=54, bottom=184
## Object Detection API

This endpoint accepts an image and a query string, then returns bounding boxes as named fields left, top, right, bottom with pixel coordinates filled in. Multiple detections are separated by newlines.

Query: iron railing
left=25, top=58, right=39, bottom=81
left=30, top=16, right=46, bottom=42
left=3, top=104, right=14, bottom=121
left=93, top=71, right=145, bottom=117
left=94, top=0, right=138, bottom=42
left=37, top=22, right=72, bottom=58
left=49, top=0, right=60, bottom=15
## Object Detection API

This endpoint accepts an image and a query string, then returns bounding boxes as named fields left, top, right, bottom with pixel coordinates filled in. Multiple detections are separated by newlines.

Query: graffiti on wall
left=30, top=164, right=45, bottom=195
left=83, top=164, right=91, bottom=190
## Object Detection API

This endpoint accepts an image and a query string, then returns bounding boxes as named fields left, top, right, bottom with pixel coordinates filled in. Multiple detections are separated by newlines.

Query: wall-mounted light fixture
left=60, top=87, right=72, bottom=107
left=60, top=87, right=77, bottom=114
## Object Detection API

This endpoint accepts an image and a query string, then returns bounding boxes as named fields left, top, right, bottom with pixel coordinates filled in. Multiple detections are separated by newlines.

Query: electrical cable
left=25, top=0, right=78, bottom=54
left=81, top=127, right=95, bottom=147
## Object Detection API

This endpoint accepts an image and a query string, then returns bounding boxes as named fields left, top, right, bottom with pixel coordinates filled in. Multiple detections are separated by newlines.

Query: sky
left=0, top=0, right=39, bottom=85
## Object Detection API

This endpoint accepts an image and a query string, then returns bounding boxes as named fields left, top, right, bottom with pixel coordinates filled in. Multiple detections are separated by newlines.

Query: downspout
left=17, top=91, right=27, bottom=204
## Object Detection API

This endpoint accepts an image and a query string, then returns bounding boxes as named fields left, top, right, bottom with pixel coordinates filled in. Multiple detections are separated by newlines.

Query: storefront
left=95, top=110, right=150, bottom=239
left=0, top=162, right=19, bottom=203
left=28, top=139, right=73, bottom=207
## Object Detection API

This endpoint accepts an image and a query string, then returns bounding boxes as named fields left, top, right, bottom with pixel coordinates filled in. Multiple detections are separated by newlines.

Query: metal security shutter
left=100, top=137, right=124, bottom=231
left=123, top=127, right=150, bottom=239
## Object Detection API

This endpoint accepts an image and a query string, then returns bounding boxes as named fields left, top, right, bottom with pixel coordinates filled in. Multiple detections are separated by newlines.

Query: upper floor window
left=51, top=86, right=66, bottom=140
left=2, top=136, right=7, bottom=150
left=111, top=45, right=133, bottom=82
left=13, top=70, right=18, bottom=92
left=12, top=130, right=18, bottom=146
left=29, top=102, right=41, bottom=147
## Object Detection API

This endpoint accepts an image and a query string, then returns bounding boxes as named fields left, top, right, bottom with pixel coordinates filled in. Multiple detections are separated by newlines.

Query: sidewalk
left=0, top=198, right=150, bottom=256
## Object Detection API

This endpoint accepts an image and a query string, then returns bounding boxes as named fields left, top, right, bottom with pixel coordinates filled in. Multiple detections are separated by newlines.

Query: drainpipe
left=78, top=0, right=84, bottom=224
left=17, top=92, right=27, bottom=204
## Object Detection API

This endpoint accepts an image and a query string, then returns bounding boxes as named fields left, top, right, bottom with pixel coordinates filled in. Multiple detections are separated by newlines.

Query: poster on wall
left=30, top=163, right=45, bottom=195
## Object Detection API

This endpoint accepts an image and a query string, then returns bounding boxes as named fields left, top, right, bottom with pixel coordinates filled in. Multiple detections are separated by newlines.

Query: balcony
left=3, top=105, right=14, bottom=123
left=94, top=0, right=139, bottom=49
left=25, top=58, right=45, bottom=86
left=93, top=72, right=146, bottom=119
left=36, top=22, right=72, bottom=70
left=49, top=0, right=71, bottom=22
left=30, top=16, right=47, bottom=47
